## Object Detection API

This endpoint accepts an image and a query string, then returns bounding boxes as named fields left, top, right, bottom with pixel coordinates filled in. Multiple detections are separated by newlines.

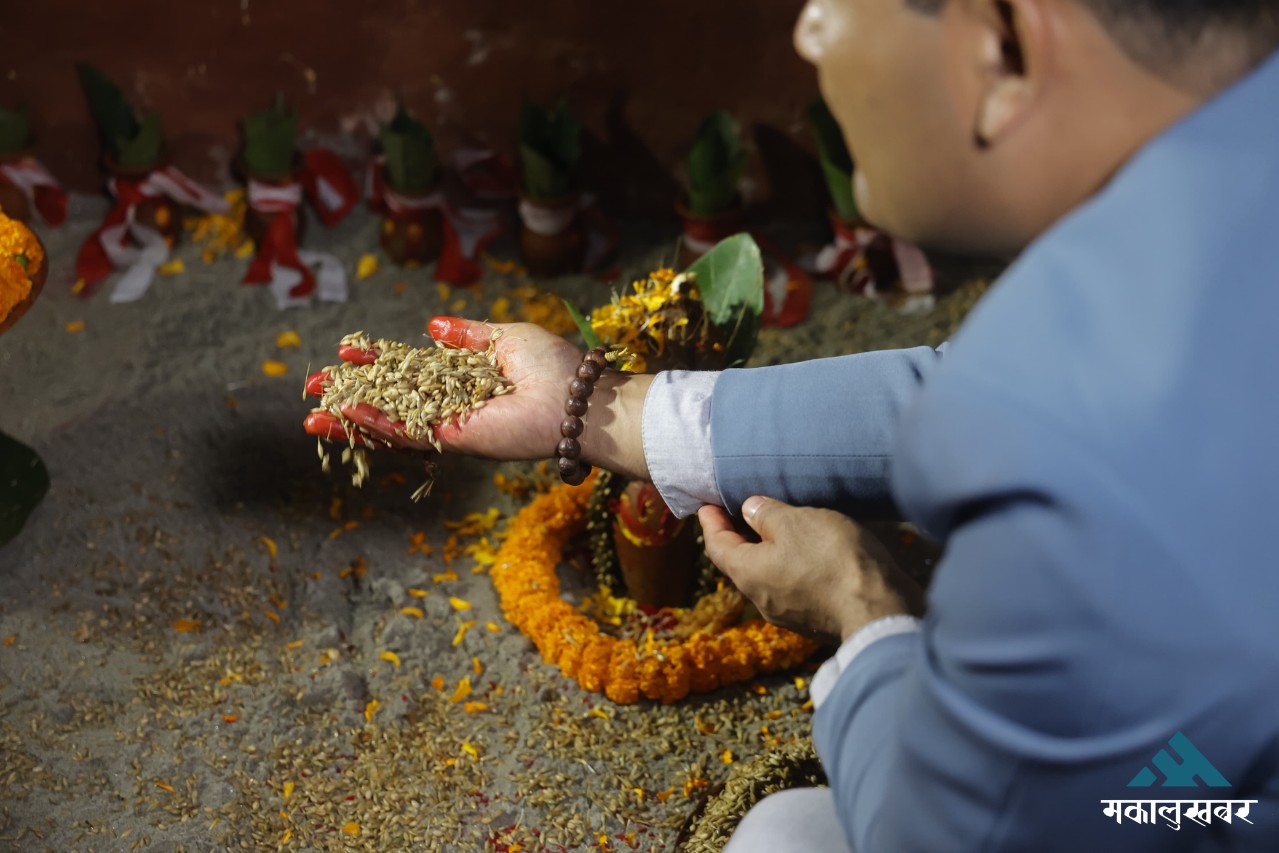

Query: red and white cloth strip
left=813, top=223, right=934, bottom=311
left=243, top=149, right=359, bottom=309
left=0, top=156, right=69, bottom=226
left=517, top=194, right=620, bottom=278
left=366, top=155, right=506, bottom=286
left=75, top=166, right=230, bottom=303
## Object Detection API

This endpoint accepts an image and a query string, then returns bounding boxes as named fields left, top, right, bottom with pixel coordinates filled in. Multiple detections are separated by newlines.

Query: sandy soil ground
left=0, top=199, right=990, bottom=852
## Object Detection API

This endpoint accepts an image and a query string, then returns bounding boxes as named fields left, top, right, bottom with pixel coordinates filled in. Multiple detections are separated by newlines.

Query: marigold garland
left=491, top=476, right=820, bottom=704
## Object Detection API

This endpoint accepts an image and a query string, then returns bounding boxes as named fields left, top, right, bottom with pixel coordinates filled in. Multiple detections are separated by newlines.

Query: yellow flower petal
left=452, top=620, right=476, bottom=647
left=462, top=701, right=488, bottom=713
left=379, top=650, right=402, bottom=668
left=261, top=360, right=288, bottom=377
left=364, top=699, right=380, bottom=721
left=158, top=258, right=185, bottom=275
left=172, top=618, right=201, bottom=633
left=448, top=596, right=472, bottom=612
left=65, top=321, right=85, bottom=333
left=259, top=536, right=278, bottom=559
left=275, top=330, right=301, bottom=348
left=461, top=742, right=479, bottom=759
left=356, top=254, right=379, bottom=280
left=721, top=749, right=734, bottom=765
left=283, top=781, right=295, bottom=800
left=406, top=587, right=429, bottom=598
left=342, top=821, right=360, bottom=835
left=400, top=606, right=424, bottom=618
left=448, top=676, right=472, bottom=703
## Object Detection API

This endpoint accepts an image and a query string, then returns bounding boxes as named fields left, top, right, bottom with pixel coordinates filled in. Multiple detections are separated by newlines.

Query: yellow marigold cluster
left=588, top=268, right=694, bottom=373
left=186, top=189, right=254, bottom=263
left=0, top=212, right=43, bottom=327
left=491, top=477, right=819, bottom=705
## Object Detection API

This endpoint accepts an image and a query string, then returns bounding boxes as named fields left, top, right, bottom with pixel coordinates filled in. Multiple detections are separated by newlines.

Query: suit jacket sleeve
left=709, top=346, right=943, bottom=519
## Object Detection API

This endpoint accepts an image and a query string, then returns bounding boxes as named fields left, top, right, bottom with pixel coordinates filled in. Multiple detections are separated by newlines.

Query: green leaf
left=0, top=104, right=29, bottom=153
left=242, top=94, right=296, bottom=178
left=77, top=62, right=141, bottom=160
left=380, top=103, right=438, bottom=194
left=561, top=299, right=603, bottom=349
left=807, top=98, right=859, bottom=221
left=115, top=111, right=163, bottom=169
left=0, top=431, right=49, bottom=548
left=517, top=98, right=581, bottom=199
left=687, top=110, right=745, bottom=215
left=686, top=233, right=764, bottom=367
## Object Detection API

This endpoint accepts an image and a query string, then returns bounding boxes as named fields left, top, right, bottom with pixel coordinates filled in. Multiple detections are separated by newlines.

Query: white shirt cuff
left=641, top=370, right=722, bottom=518
left=810, top=615, right=922, bottom=709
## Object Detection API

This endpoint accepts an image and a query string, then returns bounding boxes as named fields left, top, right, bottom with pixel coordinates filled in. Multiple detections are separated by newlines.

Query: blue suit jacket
left=710, top=52, right=1279, bottom=850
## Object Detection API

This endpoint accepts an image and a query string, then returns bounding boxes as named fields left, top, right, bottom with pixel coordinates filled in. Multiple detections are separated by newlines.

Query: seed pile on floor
left=312, top=331, right=513, bottom=494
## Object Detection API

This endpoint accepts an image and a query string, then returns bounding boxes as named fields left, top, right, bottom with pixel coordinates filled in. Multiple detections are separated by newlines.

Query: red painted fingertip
left=428, top=316, right=461, bottom=347
left=305, top=371, right=331, bottom=396
left=338, top=345, right=378, bottom=365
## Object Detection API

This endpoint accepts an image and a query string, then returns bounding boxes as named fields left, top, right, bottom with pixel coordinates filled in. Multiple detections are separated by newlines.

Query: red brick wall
left=3, top=0, right=829, bottom=219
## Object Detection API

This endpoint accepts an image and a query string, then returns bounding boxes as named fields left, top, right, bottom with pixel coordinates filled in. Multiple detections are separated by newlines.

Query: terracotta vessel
left=677, top=201, right=744, bottom=269
left=380, top=198, right=443, bottom=266
left=519, top=192, right=584, bottom=278
left=611, top=480, right=699, bottom=609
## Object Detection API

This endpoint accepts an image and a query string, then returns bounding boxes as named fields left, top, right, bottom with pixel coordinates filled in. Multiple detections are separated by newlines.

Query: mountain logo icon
left=1127, top=732, right=1232, bottom=788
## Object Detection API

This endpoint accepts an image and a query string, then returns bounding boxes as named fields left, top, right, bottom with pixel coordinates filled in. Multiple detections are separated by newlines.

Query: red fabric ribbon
left=0, top=157, right=69, bottom=226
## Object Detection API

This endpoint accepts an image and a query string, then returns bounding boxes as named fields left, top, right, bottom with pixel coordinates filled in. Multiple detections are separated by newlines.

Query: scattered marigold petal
left=695, top=716, right=716, bottom=736
left=484, top=621, right=501, bottom=633
left=2, top=634, right=14, bottom=646
left=263, top=609, right=280, bottom=623
left=379, top=650, right=402, bottom=668
left=794, top=676, right=807, bottom=691
left=259, top=536, right=278, bottom=559
left=721, top=749, right=734, bottom=765
left=65, top=321, right=85, bottom=333
left=71, top=278, right=86, bottom=294
left=235, top=241, right=255, bottom=259
left=406, top=587, right=428, bottom=598
left=158, top=258, right=185, bottom=275
left=588, top=707, right=611, bottom=720
left=431, top=675, right=445, bottom=691
left=655, top=788, right=674, bottom=803
left=435, top=282, right=451, bottom=302
left=448, top=676, right=472, bottom=703
left=462, top=701, right=488, bottom=713
left=155, top=781, right=175, bottom=793
left=400, top=606, right=424, bottom=619
left=448, top=596, right=472, bottom=612
left=262, top=359, right=288, bottom=377
left=471, top=657, right=483, bottom=675
left=801, top=699, right=814, bottom=712
left=433, top=569, right=458, bottom=583
left=283, top=781, right=295, bottom=800
left=281, top=829, right=293, bottom=843
left=364, top=699, right=380, bottom=722
left=286, top=639, right=304, bottom=649
left=222, top=714, right=239, bottom=724
left=342, top=821, right=360, bottom=835
left=356, top=254, right=379, bottom=280
left=172, top=618, right=201, bottom=633
left=460, top=741, right=479, bottom=759
left=452, top=620, right=476, bottom=647
left=751, top=683, right=768, bottom=695
left=275, top=330, right=301, bottom=348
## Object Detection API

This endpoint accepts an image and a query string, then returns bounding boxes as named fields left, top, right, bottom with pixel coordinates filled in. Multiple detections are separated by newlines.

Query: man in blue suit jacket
left=308, top=0, right=1279, bottom=848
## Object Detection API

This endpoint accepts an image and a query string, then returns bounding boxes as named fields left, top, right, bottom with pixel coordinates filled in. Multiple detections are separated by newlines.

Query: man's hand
left=302, top=316, right=653, bottom=477
left=699, top=497, right=925, bottom=643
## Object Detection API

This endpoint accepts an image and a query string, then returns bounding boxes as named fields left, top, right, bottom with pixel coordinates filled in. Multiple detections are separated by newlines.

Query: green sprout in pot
left=380, top=103, right=439, bottom=195
left=0, top=104, right=29, bottom=155
left=807, top=97, right=858, bottom=224
left=517, top=97, right=582, bottom=201
left=242, top=93, right=298, bottom=180
left=76, top=62, right=163, bottom=169
left=686, top=110, right=746, bottom=217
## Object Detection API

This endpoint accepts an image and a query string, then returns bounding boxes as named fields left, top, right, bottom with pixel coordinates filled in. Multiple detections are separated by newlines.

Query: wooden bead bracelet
left=556, top=345, right=614, bottom=485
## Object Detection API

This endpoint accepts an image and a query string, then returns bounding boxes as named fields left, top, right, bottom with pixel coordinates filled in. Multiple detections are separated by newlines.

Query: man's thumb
left=742, top=496, right=787, bottom=537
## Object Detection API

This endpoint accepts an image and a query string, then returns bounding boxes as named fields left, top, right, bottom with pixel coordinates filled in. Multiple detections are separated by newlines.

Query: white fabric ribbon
left=268, top=250, right=347, bottom=310
left=0, top=158, right=62, bottom=215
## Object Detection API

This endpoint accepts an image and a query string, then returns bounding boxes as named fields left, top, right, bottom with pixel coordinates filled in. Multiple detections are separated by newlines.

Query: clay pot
left=0, top=151, right=32, bottom=222
left=104, top=156, right=182, bottom=246
left=518, top=193, right=585, bottom=278
left=677, top=201, right=745, bottom=270
left=611, top=480, right=699, bottom=609
left=0, top=231, right=49, bottom=336
left=380, top=201, right=443, bottom=267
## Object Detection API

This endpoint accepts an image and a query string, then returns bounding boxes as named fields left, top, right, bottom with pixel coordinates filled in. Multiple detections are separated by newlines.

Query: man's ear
left=971, top=0, right=1048, bottom=148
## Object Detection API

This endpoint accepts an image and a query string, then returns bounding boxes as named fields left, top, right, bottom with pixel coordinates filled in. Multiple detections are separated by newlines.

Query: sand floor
left=0, top=200, right=988, bottom=852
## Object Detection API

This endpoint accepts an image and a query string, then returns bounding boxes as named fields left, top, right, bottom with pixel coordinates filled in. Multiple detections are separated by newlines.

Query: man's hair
left=908, top=0, right=1279, bottom=74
